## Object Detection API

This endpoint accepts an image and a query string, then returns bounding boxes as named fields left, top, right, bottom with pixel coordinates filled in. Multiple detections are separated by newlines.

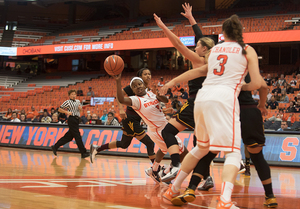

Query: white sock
left=172, top=170, right=188, bottom=192
left=152, top=162, right=160, bottom=172
left=164, top=165, right=171, bottom=174
left=220, top=181, right=234, bottom=202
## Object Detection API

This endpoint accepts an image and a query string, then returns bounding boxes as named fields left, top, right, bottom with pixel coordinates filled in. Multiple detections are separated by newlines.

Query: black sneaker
left=198, top=176, right=214, bottom=191
left=238, top=161, right=246, bottom=174
left=245, top=164, right=251, bottom=176
left=51, top=145, right=57, bottom=156
left=81, top=152, right=90, bottom=159
left=145, top=166, right=161, bottom=184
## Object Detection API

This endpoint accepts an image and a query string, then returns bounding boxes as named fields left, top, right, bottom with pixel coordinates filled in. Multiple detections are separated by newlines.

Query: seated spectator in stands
left=294, top=93, right=300, bottom=103
left=89, top=113, right=101, bottom=125
left=273, top=91, right=280, bottom=101
left=58, top=112, right=67, bottom=123
left=172, top=84, right=181, bottom=93
left=279, top=89, right=289, bottom=103
left=158, top=77, right=165, bottom=87
left=85, top=114, right=92, bottom=124
left=180, top=88, right=188, bottom=99
left=100, top=109, right=108, bottom=123
left=87, top=87, right=95, bottom=97
left=283, top=112, right=295, bottom=124
left=290, top=75, right=297, bottom=87
left=286, top=84, right=294, bottom=94
left=264, top=74, right=272, bottom=86
left=104, top=112, right=120, bottom=126
left=165, top=88, right=173, bottom=99
left=51, top=113, right=61, bottom=124
left=278, top=74, right=286, bottom=86
left=11, top=112, right=20, bottom=122
left=296, top=74, right=300, bottom=89
left=171, top=95, right=182, bottom=112
left=267, top=96, right=279, bottom=109
left=3, top=108, right=12, bottom=120
left=252, top=89, right=260, bottom=102
left=111, top=109, right=122, bottom=123
left=267, top=88, right=272, bottom=102
left=19, top=109, right=26, bottom=119
left=20, top=114, right=27, bottom=122
left=77, top=87, right=83, bottom=96
left=41, top=111, right=52, bottom=123
left=294, top=100, right=300, bottom=112
left=50, top=108, right=56, bottom=116
left=268, top=109, right=284, bottom=121
left=16, top=65, right=21, bottom=75
left=25, top=65, right=31, bottom=73
left=271, top=77, right=278, bottom=86
left=5, top=63, right=11, bottom=71
left=272, top=83, right=281, bottom=93
left=277, top=121, right=291, bottom=131
left=81, top=111, right=90, bottom=124
left=26, top=106, right=39, bottom=122
left=286, top=101, right=296, bottom=113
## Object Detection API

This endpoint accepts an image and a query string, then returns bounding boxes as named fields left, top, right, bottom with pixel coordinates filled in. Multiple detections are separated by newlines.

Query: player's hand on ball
left=113, top=73, right=122, bottom=81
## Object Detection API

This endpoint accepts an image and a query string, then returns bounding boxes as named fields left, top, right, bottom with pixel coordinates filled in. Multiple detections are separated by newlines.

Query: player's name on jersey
left=212, top=46, right=241, bottom=54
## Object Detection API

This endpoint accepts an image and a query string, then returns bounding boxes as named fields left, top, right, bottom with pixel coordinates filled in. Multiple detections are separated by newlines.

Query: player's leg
left=244, top=146, right=251, bottom=176
left=136, top=132, right=155, bottom=163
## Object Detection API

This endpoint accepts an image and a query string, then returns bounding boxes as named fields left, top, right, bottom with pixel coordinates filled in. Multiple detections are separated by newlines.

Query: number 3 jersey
left=203, top=41, right=248, bottom=95
left=130, top=91, right=167, bottom=131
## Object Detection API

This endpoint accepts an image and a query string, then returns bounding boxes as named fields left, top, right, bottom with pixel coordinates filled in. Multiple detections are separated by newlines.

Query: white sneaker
left=145, top=166, right=161, bottom=184
left=90, top=144, right=99, bottom=163
left=161, top=165, right=180, bottom=182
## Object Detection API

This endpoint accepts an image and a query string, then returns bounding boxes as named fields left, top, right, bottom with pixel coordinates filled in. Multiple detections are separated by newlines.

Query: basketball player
left=51, top=89, right=89, bottom=158
left=162, top=15, right=263, bottom=209
left=152, top=13, right=215, bottom=182
left=90, top=68, right=156, bottom=164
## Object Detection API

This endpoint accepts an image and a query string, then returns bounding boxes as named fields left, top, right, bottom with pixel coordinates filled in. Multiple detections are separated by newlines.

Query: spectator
left=158, top=77, right=165, bottom=87
left=19, top=109, right=26, bottom=118
left=179, top=88, right=188, bottom=99
left=273, top=92, right=280, bottom=101
left=100, top=109, right=108, bottom=123
left=278, top=74, right=286, bottom=86
left=25, top=65, right=31, bottom=73
left=20, top=114, right=26, bottom=122
left=171, top=95, right=182, bottom=112
left=290, top=75, right=297, bottom=87
left=268, top=109, right=284, bottom=121
left=283, top=112, right=295, bottom=124
left=104, top=112, right=120, bottom=126
left=11, top=112, right=21, bottom=122
left=252, top=89, right=260, bottom=102
left=58, top=112, right=67, bottom=123
left=277, top=121, right=291, bottom=131
left=294, top=93, right=300, bottom=103
left=5, top=63, right=11, bottom=71
left=86, top=114, right=92, bottom=124
left=89, top=113, right=100, bottom=125
left=272, top=83, right=281, bottom=93
left=286, top=84, right=294, bottom=94
left=297, top=74, right=300, bottom=89
left=87, top=87, right=95, bottom=97
left=26, top=106, right=39, bottom=122
left=51, top=113, right=61, bottom=124
left=50, top=108, right=57, bottom=116
left=271, top=77, right=278, bottom=86
left=279, top=89, right=289, bottom=103
left=41, top=111, right=52, bottom=123
left=294, top=100, right=300, bottom=112
left=267, top=96, right=279, bottom=109
left=165, top=88, right=173, bottom=99
left=267, top=88, right=272, bottom=102
left=172, top=83, right=181, bottom=93
left=3, top=108, right=12, bottom=120
left=37, top=110, right=44, bottom=122
left=264, top=74, right=272, bottom=86
left=286, top=101, right=296, bottom=113
left=111, top=109, right=122, bottom=123
left=77, top=87, right=83, bottom=96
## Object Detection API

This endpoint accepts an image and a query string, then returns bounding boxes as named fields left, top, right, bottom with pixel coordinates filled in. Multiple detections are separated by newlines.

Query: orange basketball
left=104, top=55, right=124, bottom=76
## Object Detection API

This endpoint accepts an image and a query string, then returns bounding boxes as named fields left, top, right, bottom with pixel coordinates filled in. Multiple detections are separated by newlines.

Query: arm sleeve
left=60, top=100, right=69, bottom=109
left=192, top=24, right=204, bottom=43
left=129, top=96, right=140, bottom=110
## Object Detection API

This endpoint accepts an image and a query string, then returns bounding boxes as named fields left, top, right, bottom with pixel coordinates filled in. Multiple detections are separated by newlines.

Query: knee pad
left=189, top=145, right=209, bottom=160
left=162, top=123, right=179, bottom=148
left=249, top=150, right=271, bottom=181
left=224, top=151, right=242, bottom=169
left=116, top=135, right=133, bottom=149
left=140, top=134, right=155, bottom=156
left=193, top=135, right=197, bottom=147
left=193, top=151, right=217, bottom=177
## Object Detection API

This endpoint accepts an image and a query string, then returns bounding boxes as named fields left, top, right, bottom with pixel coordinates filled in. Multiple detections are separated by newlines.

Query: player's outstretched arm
left=160, top=64, right=208, bottom=95
left=152, top=84, right=168, bottom=103
left=114, top=74, right=132, bottom=106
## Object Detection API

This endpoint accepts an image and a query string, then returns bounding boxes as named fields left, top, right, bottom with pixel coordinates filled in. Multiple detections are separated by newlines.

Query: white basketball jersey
left=203, top=41, right=248, bottom=94
left=130, top=91, right=167, bottom=131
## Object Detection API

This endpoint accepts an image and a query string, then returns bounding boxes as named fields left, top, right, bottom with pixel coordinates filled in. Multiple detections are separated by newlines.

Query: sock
left=173, top=170, right=189, bottom=192
left=170, top=153, right=180, bottom=167
left=188, top=175, right=201, bottom=190
left=220, top=181, right=234, bottom=203
left=263, top=183, right=274, bottom=198
left=245, top=158, right=250, bottom=165
left=152, top=161, right=160, bottom=172
left=96, top=143, right=109, bottom=152
left=164, top=165, right=171, bottom=174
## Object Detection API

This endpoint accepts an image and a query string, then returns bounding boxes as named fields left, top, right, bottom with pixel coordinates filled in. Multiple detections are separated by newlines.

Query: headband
left=130, top=77, right=144, bottom=87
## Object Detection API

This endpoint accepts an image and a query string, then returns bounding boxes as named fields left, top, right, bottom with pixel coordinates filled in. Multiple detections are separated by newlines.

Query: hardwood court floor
left=0, top=147, right=299, bottom=209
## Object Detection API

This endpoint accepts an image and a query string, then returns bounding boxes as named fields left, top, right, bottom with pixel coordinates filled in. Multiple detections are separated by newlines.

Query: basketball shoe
left=198, top=176, right=214, bottom=191
left=171, top=188, right=196, bottom=206
left=217, top=197, right=240, bottom=209
left=238, top=161, right=246, bottom=174
left=163, top=184, right=180, bottom=201
left=264, top=195, right=278, bottom=207
left=244, top=164, right=251, bottom=176
left=90, top=144, right=99, bottom=163
left=145, top=166, right=162, bottom=184
left=161, top=164, right=180, bottom=182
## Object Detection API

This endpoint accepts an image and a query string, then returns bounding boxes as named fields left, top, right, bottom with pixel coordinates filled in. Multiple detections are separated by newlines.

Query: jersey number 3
left=213, top=55, right=228, bottom=76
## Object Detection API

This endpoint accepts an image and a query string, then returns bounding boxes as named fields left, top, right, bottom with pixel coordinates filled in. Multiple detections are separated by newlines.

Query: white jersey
left=203, top=41, right=248, bottom=95
left=130, top=91, right=167, bottom=131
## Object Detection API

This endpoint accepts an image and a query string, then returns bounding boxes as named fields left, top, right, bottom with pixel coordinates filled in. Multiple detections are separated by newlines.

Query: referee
left=51, top=89, right=89, bottom=158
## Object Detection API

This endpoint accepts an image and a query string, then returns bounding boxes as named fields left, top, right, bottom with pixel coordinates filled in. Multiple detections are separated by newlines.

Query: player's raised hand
left=153, top=13, right=166, bottom=29
left=181, top=2, right=193, bottom=19
left=160, top=81, right=174, bottom=95
left=113, top=73, right=122, bottom=81
left=152, top=84, right=160, bottom=96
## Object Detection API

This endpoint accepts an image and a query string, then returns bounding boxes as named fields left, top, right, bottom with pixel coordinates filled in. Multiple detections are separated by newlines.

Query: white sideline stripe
left=108, top=206, right=144, bottom=209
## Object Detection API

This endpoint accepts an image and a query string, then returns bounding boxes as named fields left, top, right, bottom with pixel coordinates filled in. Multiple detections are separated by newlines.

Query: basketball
left=104, top=55, right=124, bottom=76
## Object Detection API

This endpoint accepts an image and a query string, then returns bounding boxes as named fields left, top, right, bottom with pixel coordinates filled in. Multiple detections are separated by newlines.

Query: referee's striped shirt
left=60, top=99, right=81, bottom=117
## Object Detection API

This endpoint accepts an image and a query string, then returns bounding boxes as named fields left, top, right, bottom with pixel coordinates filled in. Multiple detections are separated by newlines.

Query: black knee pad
left=193, top=135, right=197, bottom=147
left=193, top=151, right=217, bottom=178
left=140, top=134, right=155, bottom=156
left=249, top=150, right=271, bottom=181
left=116, top=135, right=133, bottom=149
left=162, top=123, right=179, bottom=148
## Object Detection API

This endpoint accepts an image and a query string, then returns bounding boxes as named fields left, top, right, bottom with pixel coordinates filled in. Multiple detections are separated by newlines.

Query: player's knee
left=162, top=123, right=179, bottom=148
left=224, top=151, right=241, bottom=169
left=140, top=135, right=155, bottom=156
left=190, top=145, right=209, bottom=160
left=119, top=135, right=132, bottom=149
left=249, top=150, right=263, bottom=163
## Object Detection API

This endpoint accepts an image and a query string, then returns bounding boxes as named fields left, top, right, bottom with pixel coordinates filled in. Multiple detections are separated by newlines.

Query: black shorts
left=173, top=97, right=195, bottom=130
left=240, top=105, right=265, bottom=146
left=122, top=113, right=145, bottom=137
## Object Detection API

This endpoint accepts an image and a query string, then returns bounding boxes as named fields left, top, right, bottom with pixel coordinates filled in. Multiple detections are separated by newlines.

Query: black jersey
left=238, top=73, right=257, bottom=105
